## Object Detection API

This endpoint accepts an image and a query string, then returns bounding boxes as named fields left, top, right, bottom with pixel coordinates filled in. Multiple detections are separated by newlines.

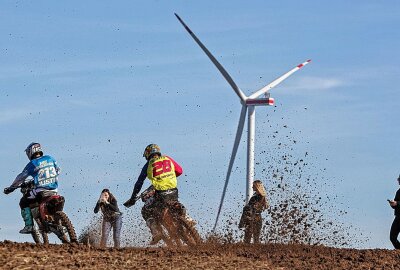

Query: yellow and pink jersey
left=131, top=155, right=183, bottom=195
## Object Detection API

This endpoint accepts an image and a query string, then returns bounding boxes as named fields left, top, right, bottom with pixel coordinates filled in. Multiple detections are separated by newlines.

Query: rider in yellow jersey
left=124, top=144, right=191, bottom=244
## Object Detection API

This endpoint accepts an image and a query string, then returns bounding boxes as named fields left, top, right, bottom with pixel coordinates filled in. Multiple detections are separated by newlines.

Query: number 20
left=152, top=160, right=172, bottom=177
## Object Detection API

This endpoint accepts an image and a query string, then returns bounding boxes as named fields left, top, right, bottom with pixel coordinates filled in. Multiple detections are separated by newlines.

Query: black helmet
left=25, top=142, right=43, bottom=160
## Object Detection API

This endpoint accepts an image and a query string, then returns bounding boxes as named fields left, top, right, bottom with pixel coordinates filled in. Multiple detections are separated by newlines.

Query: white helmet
left=25, top=142, right=43, bottom=160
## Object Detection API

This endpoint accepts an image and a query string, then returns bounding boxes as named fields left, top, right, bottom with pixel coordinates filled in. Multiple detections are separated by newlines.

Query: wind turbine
left=175, top=13, right=311, bottom=231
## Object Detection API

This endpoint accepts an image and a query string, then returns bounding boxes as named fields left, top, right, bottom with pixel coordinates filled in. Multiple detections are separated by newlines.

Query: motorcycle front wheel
left=31, top=222, right=49, bottom=244
left=179, top=220, right=202, bottom=246
left=54, top=211, right=77, bottom=243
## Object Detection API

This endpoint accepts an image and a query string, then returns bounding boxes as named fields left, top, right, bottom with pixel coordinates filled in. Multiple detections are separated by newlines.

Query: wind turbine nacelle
left=245, top=98, right=275, bottom=106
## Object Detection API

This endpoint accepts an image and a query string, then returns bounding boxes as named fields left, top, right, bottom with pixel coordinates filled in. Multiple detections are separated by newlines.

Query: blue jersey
left=11, top=155, right=60, bottom=191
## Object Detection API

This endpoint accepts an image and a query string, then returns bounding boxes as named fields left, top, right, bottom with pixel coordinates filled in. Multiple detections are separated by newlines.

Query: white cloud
left=284, top=76, right=346, bottom=91
left=0, top=108, right=40, bottom=124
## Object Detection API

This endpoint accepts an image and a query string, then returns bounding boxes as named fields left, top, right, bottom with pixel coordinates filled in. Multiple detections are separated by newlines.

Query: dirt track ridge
left=1, top=241, right=399, bottom=269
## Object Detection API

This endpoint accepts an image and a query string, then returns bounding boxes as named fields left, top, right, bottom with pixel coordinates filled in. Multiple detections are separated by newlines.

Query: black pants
left=155, top=189, right=186, bottom=217
left=19, top=193, right=41, bottom=209
left=390, top=216, right=400, bottom=249
left=142, top=203, right=158, bottom=221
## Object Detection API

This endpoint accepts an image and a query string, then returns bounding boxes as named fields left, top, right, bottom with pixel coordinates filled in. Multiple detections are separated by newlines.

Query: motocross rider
left=124, top=144, right=191, bottom=244
left=3, top=143, right=60, bottom=234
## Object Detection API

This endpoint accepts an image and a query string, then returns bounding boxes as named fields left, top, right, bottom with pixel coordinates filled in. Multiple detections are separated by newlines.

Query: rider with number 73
left=3, top=143, right=60, bottom=234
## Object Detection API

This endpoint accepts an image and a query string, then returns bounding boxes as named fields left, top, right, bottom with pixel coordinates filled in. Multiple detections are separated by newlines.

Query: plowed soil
left=1, top=241, right=399, bottom=270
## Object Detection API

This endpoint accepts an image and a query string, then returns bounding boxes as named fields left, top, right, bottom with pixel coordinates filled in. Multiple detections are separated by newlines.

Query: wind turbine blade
left=213, top=105, right=247, bottom=231
left=248, top=59, right=311, bottom=99
left=175, top=13, right=247, bottom=102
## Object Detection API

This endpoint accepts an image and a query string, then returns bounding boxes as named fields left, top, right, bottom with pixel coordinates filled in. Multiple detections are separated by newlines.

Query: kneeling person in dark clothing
left=239, top=180, right=269, bottom=244
left=388, top=175, right=400, bottom=249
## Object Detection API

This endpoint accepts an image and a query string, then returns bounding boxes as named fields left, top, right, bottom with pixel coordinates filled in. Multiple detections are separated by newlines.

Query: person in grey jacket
left=388, top=175, right=400, bottom=249
left=94, top=189, right=122, bottom=248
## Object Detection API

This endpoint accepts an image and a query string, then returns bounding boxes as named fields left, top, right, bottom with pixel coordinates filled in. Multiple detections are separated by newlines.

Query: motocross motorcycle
left=136, top=186, right=202, bottom=247
left=19, top=180, right=77, bottom=244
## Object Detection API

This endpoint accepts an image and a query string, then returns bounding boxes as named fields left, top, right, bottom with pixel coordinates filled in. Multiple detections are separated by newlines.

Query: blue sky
left=0, top=1, right=399, bottom=248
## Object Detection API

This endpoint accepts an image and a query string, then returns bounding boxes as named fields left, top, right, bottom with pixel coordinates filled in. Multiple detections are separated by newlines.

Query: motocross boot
left=19, top=207, right=34, bottom=234
left=146, top=219, right=163, bottom=245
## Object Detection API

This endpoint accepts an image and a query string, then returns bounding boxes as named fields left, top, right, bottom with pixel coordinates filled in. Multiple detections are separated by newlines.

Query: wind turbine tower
left=175, top=14, right=311, bottom=230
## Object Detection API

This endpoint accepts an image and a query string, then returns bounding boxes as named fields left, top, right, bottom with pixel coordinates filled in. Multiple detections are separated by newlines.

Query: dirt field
left=1, top=241, right=399, bottom=270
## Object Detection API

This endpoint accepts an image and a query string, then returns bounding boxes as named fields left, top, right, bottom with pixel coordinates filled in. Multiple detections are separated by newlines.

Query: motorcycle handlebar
left=123, top=186, right=154, bottom=208
left=15, top=178, right=34, bottom=189
left=18, top=180, right=34, bottom=194
left=19, top=182, right=31, bottom=189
